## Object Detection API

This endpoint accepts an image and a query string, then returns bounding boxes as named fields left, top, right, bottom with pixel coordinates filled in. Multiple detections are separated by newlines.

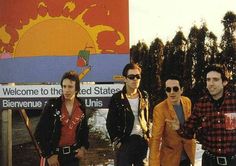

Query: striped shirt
left=178, top=88, right=236, bottom=155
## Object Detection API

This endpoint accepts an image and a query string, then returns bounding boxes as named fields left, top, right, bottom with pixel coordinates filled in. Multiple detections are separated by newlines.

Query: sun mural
left=0, top=0, right=129, bottom=59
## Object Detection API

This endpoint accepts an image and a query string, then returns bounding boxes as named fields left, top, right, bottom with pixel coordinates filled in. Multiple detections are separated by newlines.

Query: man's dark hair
left=164, top=75, right=183, bottom=88
left=60, top=70, right=80, bottom=92
left=205, top=64, right=228, bottom=81
left=122, top=63, right=142, bottom=77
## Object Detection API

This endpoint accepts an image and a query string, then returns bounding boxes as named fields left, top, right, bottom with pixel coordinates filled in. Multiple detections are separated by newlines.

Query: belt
left=55, top=145, right=77, bottom=155
left=205, top=150, right=236, bottom=165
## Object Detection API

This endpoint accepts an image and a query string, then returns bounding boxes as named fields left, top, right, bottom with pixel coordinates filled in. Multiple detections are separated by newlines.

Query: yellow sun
left=13, top=5, right=119, bottom=58
left=15, top=18, right=96, bottom=57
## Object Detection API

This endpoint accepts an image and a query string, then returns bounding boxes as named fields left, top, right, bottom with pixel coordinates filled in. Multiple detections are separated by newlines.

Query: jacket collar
left=120, top=86, right=149, bottom=133
left=120, top=85, right=144, bottom=100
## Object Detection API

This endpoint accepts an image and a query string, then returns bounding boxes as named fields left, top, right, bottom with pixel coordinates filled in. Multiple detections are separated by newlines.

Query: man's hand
left=113, top=139, right=122, bottom=150
left=47, top=154, right=60, bottom=166
left=165, top=118, right=180, bottom=130
left=116, top=142, right=122, bottom=149
left=75, top=147, right=86, bottom=159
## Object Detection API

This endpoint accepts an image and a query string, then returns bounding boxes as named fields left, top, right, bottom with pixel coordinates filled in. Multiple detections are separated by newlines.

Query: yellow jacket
left=149, top=96, right=196, bottom=166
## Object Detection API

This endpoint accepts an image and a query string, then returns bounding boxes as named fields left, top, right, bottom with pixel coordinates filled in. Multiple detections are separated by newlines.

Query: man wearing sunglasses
left=149, top=75, right=196, bottom=166
left=106, top=63, right=150, bottom=166
left=166, top=64, right=236, bottom=166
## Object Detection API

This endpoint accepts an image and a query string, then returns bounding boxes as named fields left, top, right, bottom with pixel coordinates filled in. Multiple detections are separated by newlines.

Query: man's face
left=62, top=78, right=77, bottom=100
left=165, top=79, right=183, bottom=105
left=206, top=71, right=227, bottom=100
left=124, top=69, right=141, bottom=91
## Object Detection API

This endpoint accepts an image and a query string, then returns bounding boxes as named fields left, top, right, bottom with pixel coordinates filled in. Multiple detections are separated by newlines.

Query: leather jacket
left=34, top=96, right=89, bottom=158
left=106, top=87, right=150, bottom=144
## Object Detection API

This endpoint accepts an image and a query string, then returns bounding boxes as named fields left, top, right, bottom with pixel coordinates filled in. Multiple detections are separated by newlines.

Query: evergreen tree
left=220, top=11, right=236, bottom=83
left=130, top=41, right=149, bottom=65
left=205, top=32, right=219, bottom=64
left=187, top=24, right=219, bottom=103
left=148, top=37, right=164, bottom=111
left=160, top=41, right=172, bottom=82
left=130, top=41, right=149, bottom=91
left=161, top=31, right=187, bottom=84
left=193, top=24, right=208, bottom=85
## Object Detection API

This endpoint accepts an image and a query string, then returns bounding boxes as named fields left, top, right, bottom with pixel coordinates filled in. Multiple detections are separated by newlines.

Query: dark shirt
left=178, top=89, right=236, bottom=155
left=173, top=104, right=188, bottom=160
left=173, top=104, right=185, bottom=125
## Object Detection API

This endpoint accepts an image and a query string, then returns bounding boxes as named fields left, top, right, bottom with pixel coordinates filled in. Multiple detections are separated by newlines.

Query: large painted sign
left=0, top=84, right=124, bottom=109
left=0, top=0, right=129, bottom=83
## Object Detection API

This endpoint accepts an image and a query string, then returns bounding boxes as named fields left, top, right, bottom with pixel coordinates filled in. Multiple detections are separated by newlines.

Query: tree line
left=130, top=11, right=236, bottom=111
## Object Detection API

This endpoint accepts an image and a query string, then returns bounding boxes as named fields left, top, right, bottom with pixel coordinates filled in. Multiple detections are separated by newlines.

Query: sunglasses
left=165, top=86, right=180, bottom=93
left=126, top=74, right=141, bottom=80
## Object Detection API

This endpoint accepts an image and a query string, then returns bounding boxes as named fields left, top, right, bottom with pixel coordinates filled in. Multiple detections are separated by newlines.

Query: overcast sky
left=129, top=0, right=236, bottom=46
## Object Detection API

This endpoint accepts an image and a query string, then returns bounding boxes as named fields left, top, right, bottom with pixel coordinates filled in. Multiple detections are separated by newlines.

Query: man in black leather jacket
left=34, top=70, right=89, bottom=166
left=106, top=63, right=150, bottom=166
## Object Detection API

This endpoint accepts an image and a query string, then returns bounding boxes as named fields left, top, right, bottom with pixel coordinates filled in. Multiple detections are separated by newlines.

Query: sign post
left=18, top=109, right=42, bottom=158
left=1, top=109, right=12, bottom=166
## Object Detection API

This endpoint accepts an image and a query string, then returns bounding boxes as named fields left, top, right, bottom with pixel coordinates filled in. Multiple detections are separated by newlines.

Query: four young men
left=35, top=63, right=236, bottom=166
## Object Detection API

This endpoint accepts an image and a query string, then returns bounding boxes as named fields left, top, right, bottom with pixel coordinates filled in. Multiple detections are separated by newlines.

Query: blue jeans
left=58, top=155, right=79, bottom=166
left=116, top=135, right=148, bottom=166
left=179, top=158, right=190, bottom=166
left=58, top=149, right=79, bottom=166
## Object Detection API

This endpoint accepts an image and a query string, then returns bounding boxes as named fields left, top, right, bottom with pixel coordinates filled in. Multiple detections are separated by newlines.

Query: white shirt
left=128, top=97, right=143, bottom=136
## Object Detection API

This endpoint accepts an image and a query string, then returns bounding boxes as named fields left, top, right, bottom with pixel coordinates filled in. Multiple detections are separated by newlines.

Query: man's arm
left=34, top=99, right=55, bottom=158
left=106, top=95, right=122, bottom=144
left=166, top=104, right=201, bottom=139
left=149, top=105, right=165, bottom=166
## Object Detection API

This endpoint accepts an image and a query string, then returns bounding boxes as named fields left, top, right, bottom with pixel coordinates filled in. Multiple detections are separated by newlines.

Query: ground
left=12, top=131, right=115, bottom=166
left=1, top=110, right=202, bottom=166
left=1, top=110, right=115, bottom=166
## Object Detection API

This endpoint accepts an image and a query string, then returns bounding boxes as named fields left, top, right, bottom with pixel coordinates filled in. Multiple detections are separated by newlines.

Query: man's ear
left=123, top=78, right=127, bottom=84
left=223, top=80, right=228, bottom=87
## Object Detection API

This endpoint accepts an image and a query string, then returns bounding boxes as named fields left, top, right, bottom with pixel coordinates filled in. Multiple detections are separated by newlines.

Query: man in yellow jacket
left=149, top=75, right=196, bottom=166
